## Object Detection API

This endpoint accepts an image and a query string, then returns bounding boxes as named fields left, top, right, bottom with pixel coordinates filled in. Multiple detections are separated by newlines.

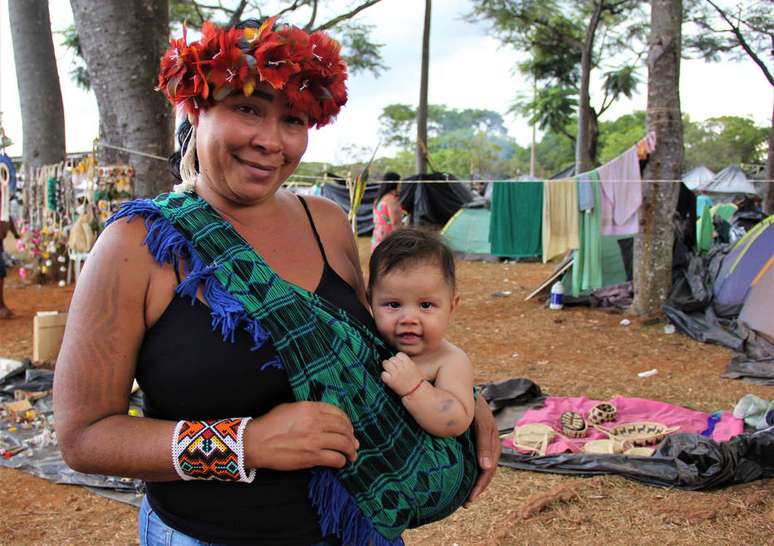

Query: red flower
left=156, top=20, right=348, bottom=126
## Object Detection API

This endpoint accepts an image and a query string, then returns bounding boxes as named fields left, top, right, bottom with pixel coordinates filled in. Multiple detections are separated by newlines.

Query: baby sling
left=111, top=192, right=478, bottom=545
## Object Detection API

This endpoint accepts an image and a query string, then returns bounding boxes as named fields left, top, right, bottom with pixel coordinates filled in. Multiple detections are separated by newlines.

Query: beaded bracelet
left=401, top=379, right=425, bottom=399
left=171, top=417, right=256, bottom=483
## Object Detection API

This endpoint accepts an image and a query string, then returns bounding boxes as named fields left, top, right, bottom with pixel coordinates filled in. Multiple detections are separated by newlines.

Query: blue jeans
left=138, top=496, right=340, bottom=546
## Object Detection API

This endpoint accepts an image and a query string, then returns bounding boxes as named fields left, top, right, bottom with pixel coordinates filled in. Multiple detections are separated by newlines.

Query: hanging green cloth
left=489, top=180, right=543, bottom=258
left=571, top=171, right=603, bottom=296
left=697, top=205, right=713, bottom=254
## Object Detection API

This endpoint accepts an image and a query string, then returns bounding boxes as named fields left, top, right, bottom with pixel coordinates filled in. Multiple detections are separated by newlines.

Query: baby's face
left=370, top=262, right=458, bottom=358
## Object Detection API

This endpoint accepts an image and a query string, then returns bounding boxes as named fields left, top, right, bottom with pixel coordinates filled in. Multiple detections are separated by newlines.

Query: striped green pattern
left=154, top=192, right=477, bottom=540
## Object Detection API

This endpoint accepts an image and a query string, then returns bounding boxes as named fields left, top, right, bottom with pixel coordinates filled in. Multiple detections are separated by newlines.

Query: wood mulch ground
left=0, top=237, right=771, bottom=545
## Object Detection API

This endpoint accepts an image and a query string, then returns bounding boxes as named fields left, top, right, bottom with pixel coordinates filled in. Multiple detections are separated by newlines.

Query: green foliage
left=379, top=104, right=508, bottom=147
left=469, top=0, right=647, bottom=160
left=59, top=25, right=90, bottom=90
left=684, top=116, right=770, bottom=171
left=685, top=0, right=773, bottom=77
left=597, top=111, right=646, bottom=163
left=377, top=104, right=515, bottom=179
left=335, top=21, right=386, bottom=76
left=63, top=0, right=387, bottom=90
left=513, top=86, right=577, bottom=138
left=531, top=130, right=575, bottom=177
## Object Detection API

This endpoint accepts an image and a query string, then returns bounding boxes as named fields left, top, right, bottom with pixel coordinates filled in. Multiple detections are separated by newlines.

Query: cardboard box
left=33, top=311, right=68, bottom=363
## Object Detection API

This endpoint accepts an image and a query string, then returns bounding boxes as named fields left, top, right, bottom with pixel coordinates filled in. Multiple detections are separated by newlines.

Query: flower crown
left=157, top=17, right=348, bottom=128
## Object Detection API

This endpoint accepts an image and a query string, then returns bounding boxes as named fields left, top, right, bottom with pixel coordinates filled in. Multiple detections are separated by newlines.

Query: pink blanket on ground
left=503, top=395, right=743, bottom=455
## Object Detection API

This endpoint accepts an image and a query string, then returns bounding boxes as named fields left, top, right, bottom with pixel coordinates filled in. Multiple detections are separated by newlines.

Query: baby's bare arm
left=390, top=349, right=475, bottom=437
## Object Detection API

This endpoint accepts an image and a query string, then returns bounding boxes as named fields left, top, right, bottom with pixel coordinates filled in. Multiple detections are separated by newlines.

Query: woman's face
left=193, top=84, right=309, bottom=205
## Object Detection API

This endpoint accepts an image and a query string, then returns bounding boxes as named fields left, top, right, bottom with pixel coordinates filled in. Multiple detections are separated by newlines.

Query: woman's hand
left=464, top=395, right=500, bottom=507
left=245, top=401, right=359, bottom=471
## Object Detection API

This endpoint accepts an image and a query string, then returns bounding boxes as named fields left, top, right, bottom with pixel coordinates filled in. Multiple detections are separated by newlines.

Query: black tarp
left=319, top=181, right=380, bottom=236
left=0, top=360, right=144, bottom=505
left=479, top=378, right=774, bottom=490
left=663, top=247, right=774, bottom=384
left=400, top=173, right=474, bottom=227
left=499, top=428, right=774, bottom=490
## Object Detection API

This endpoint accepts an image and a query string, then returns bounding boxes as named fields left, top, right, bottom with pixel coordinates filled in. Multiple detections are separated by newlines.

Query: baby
left=368, top=228, right=474, bottom=437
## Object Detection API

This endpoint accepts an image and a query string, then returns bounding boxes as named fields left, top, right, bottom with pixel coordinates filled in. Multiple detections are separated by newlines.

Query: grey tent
left=682, top=165, right=715, bottom=191
left=704, top=165, right=758, bottom=196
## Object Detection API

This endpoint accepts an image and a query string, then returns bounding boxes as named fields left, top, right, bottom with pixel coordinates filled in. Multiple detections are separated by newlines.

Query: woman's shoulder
left=95, top=213, right=159, bottom=271
left=298, top=193, right=348, bottom=220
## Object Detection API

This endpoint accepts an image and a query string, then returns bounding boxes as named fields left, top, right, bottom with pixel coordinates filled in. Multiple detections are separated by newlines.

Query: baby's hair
left=368, top=228, right=456, bottom=298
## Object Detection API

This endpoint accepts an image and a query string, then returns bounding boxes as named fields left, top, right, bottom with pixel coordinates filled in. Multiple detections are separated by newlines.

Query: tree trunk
left=765, top=99, right=774, bottom=214
left=632, top=0, right=684, bottom=316
left=8, top=0, right=66, bottom=169
left=416, top=0, right=431, bottom=175
left=575, top=2, right=603, bottom=174
left=70, top=0, right=173, bottom=197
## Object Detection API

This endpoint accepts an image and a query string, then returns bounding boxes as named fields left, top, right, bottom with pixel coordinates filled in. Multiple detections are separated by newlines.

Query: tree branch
left=559, top=126, right=577, bottom=143
left=313, top=0, right=384, bottom=32
left=705, top=0, right=774, bottom=86
left=193, top=1, right=233, bottom=14
left=275, top=0, right=305, bottom=22
left=306, top=0, right=319, bottom=30
left=227, top=0, right=249, bottom=26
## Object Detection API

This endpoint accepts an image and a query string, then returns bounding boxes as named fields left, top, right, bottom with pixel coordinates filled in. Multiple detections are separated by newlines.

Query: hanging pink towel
left=597, top=146, right=642, bottom=235
left=503, top=395, right=743, bottom=455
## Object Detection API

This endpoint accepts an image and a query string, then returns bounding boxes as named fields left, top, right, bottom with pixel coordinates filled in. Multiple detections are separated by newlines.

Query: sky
left=0, top=0, right=771, bottom=165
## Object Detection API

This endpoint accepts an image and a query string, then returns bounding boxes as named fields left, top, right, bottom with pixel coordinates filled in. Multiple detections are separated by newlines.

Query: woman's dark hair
left=168, top=119, right=195, bottom=182
left=375, top=172, right=401, bottom=203
left=368, top=227, right=456, bottom=297
left=167, top=18, right=266, bottom=183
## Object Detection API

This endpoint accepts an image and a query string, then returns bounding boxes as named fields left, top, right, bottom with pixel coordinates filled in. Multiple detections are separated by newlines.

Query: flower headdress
left=157, top=17, right=348, bottom=128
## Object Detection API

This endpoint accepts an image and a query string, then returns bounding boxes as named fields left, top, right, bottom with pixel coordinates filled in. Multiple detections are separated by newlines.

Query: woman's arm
left=386, top=194, right=403, bottom=229
left=54, top=219, right=359, bottom=481
left=54, top=218, right=179, bottom=480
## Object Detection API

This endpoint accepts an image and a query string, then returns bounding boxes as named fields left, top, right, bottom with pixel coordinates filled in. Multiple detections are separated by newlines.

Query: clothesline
left=286, top=176, right=773, bottom=184
left=97, top=142, right=168, bottom=161
left=90, top=141, right=772, bottom=184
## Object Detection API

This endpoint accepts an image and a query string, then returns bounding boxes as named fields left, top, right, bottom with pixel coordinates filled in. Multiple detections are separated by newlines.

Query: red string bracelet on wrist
left=402, top=379, right=425, bottom=398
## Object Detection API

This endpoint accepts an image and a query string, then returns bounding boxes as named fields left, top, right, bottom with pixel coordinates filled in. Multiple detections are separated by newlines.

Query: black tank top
left=136, top=196, right=376, bottom=545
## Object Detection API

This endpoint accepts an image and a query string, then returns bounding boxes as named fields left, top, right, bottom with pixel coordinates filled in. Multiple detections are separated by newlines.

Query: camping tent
left=713, top=216, right=774, bottom=340
left=703, top=165, right=758, bottom=196
left=441, top=206, right=494, bottom=260
left=682, top=165, right=715, bottom=191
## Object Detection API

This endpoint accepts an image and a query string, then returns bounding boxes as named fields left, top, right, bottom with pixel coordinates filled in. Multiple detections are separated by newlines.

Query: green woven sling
left=153, top=192, right=478, bottom=542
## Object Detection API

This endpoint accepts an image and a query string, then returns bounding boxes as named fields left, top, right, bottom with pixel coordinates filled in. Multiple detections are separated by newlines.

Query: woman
left=371, top=172, right=404, bottom=251
left=54, top=18, right=499, bottom=546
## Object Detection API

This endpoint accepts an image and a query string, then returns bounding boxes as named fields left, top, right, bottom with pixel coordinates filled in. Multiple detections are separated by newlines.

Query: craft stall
left=14, top=155, right=134, bottom=285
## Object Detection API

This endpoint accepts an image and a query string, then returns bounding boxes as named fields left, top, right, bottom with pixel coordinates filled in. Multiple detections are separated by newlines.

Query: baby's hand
left=381, top=353, right=424, bottom=396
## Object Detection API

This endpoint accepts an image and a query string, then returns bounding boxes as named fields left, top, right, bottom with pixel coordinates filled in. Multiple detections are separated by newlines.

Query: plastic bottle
left=549, top=281, right=564, bottom=310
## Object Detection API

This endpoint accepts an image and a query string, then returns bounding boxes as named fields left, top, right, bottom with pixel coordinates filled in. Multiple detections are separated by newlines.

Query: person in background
left=696, top=188, right=713, bottom=217
left=53, top=18, right=499, bottom=546
left=0, top=213, right=19, bottom=319
left=371, top=171, right=404, bottom=251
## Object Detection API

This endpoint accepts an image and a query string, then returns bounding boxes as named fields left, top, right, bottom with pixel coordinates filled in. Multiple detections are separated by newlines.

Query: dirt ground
left=0, top=237, right=772, bottom=545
